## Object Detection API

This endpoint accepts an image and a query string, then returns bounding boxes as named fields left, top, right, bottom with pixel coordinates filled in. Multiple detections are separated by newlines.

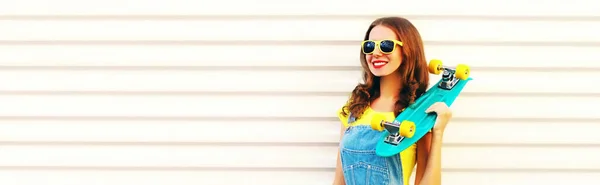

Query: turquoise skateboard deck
left=370, top=59, right=472, bottom=157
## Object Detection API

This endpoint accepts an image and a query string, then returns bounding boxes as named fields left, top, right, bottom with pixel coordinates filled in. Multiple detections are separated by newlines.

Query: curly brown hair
left=340, top=16, right=430, bottom=119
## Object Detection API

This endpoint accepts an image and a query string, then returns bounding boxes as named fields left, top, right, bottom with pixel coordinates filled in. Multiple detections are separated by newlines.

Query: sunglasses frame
left=361, top=39, right=404, bottom=54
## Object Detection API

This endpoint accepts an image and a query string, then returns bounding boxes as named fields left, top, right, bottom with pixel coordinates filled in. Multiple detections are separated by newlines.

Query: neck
left=379, top=73, right=402, bottom=99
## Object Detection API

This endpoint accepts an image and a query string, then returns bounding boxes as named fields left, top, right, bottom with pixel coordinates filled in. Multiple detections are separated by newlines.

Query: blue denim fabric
left=340, top=114, right=404, bottom=185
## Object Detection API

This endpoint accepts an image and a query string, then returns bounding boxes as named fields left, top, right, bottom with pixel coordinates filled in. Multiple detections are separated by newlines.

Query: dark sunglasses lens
left=380, top=40, right=395, bottom=53
left=363, top=41, right=375, bottom=53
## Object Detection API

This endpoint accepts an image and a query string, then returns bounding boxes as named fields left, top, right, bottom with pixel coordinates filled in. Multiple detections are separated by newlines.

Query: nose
left=372, top=48, right=383, bottom=57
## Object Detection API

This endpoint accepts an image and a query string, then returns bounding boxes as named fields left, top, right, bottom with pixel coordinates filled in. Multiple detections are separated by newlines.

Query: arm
left=414, top=132, right=432, bottom=185
left=415, top=130, right=444, bottom=185
left=415, top=102, right=452, bottom=185
left=332, top=125, right=346, bottom=185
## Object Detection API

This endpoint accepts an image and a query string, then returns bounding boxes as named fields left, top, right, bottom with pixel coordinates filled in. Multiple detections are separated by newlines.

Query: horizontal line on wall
left=0, top=116, right=596, bottom=123
left=445, top=143, right=600, bottom=148
left=446, top=168, right=600, bottom=173
left=0, top=91, right=351, bottom=96
left=0, top=40, right=598, bottom=47
left=2, top=66, right=361, bottom=71
left=0, top=116, right=340, bottom=121
left=0, top=141, right=335, bottom=147
left=0, top=15, right=599, bottom=21
left=0, top=166, right=597, bottom=173
left=0, top=141, right=597, bottom=148
left=0, top=66, right=597, bottom=72
left=0, top=91, right=595, bottom=97
left=0, top=166, right=333, bottom=172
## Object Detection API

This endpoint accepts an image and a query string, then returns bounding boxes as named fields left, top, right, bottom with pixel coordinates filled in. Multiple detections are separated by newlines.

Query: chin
left=369, top=64, right=399, bottom=77
left=371, top=72, right=385, bottom=77
left=369, top=70, right=393, bottom=77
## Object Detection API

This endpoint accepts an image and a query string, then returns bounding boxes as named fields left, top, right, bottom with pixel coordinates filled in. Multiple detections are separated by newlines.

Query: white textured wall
left=0, top=0, right=598, bottom=184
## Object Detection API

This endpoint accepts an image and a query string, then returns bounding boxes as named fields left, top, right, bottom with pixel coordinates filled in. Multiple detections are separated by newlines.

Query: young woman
left=331, top=16, right=453, bottom=185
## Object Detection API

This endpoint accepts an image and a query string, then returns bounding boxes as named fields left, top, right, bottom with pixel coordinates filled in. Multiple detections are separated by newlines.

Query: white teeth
left=373, top=62, right=387, bottom=67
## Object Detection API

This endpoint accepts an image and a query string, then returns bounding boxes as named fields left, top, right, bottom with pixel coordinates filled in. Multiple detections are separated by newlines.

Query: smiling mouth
left=372, top=61, right=388, bottom=68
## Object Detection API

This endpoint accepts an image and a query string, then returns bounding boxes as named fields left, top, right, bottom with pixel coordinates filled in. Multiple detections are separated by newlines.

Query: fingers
left=425, top=102, right=448, bottom=113
left=425, top=105, right=436, bottom=113
left=425, top=103, right=439, bottom=113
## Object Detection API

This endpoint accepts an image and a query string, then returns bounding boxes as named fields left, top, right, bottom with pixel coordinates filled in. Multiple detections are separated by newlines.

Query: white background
left=0, top=0, right=598, bottom=184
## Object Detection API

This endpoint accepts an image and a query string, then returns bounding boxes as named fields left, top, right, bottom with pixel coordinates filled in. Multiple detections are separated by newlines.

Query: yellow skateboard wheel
left=399, top=120, right=415, bottom=138
left=455, top=64, right=470, bottom=80
left=428, top=59, right=443, bottom=75
left=370, top=114, right=386, bottom=131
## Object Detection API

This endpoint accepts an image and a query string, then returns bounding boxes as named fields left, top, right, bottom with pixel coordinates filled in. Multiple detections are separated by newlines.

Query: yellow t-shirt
left=337, top=106, right=417, bottom=185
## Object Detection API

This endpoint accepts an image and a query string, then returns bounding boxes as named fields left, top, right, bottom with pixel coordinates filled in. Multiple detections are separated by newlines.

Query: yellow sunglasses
left=361, top=39, right=404, bottom=54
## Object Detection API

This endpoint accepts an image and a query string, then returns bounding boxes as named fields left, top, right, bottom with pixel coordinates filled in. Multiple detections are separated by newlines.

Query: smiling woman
left=333, top=16, right=445, bottom=185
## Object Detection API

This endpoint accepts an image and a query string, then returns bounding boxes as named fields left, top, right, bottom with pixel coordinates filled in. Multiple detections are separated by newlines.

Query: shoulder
left=337, top=102, right=351, bottom=128
left=337, top=94, right=360, bottom=128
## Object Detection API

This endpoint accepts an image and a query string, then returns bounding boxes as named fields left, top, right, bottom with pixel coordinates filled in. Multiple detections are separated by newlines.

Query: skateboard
left=370, top=59, right=472, bottom=157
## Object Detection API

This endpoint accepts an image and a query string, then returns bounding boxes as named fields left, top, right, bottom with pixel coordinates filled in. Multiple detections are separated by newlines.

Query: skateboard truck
left=381, top=120, right=405, bottom=145
left=428, top=59, right=470, bottom=90
left=371, top=116, right=416, bottom=145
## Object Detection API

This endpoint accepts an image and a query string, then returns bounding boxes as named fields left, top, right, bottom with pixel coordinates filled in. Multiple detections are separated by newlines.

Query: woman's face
left=364, top=25, right=403, bottom=77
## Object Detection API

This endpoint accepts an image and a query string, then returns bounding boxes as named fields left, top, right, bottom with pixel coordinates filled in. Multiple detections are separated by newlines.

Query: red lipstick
left=372, top=60, right=388, bottom=69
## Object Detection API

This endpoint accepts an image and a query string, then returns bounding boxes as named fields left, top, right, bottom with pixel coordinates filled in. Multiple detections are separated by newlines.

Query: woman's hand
left=425, top=102, right=453, bottom=134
